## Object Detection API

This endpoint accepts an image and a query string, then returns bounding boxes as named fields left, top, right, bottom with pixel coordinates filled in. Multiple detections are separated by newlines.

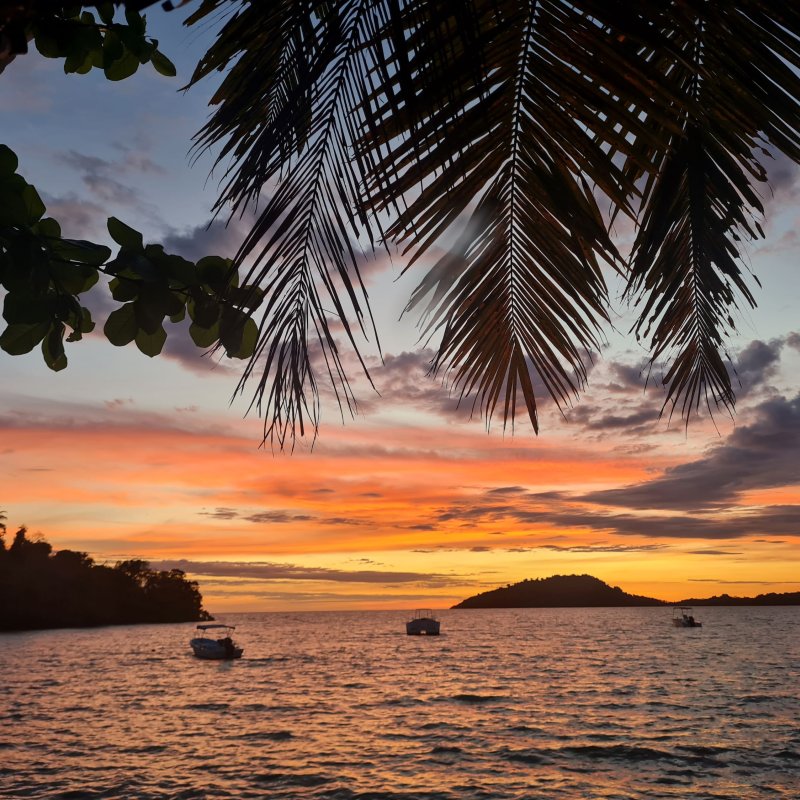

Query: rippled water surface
left=2, top=607, right=799, bottom=799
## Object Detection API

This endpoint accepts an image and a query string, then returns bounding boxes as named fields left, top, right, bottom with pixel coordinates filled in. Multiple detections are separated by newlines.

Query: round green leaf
left=0, top=145, right=18, bottom=176
left=150, top=50, right=177, bottom=77
left=42, top=323, right=67, bottom=371
left=189, top=321, right=219, bottom=348
left=22, top=184, right=46, bottom=224
left=107, top=217, right=144, bottom=250
left=33, top=217, right=62, bottom=239
left=229, top=316, right=258, bottom=359
left=188, top=295, right=219, bottom=328
left=34, top=32, right=62, bottom=59
left=102, top=30, right=124, bottom=64
left=3, top=293, right=53, bottom=325
left=124, top=9, right=147, bottom=36
left=104, top=303, right=138, bottom=346
left=51, top=238, right=112, bottom=268
left=51, top=262, right=99, bottom=295
left=0, top=322, right=50, bottom=355
left=97, top=3, right=115, bottom=24
left=135, top=325, right=166, bottom=357
left=109, top=277, right=139, bottom=302
left=196, top=256, right=230, bottom=287
left=0, top=174, right=31, bottom=226
left=105, top=49, right=140, bottom=81
left=64, top=48, right=92, bottom=75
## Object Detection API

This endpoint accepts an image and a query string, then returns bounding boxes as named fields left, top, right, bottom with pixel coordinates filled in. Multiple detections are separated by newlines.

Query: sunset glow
left=2, top=7, right=799, bottom=615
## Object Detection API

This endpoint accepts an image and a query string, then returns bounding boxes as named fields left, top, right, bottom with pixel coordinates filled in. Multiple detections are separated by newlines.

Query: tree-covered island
left=453, top=575, right=800, bottom=608
left=0, top=526, right=211, bottom=631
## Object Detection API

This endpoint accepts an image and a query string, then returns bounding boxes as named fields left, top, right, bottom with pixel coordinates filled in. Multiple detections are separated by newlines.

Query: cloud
left=687, top=578, right=795, bottom=585
left=561, top=334, right=787, bottom=439
left=533, top=543, right=667, bottom=553
left=687, top=550, right=743, bottom=556
left=195, top=506, right=371, bottom=528
left=582, top=392, right=800, bottom=510
left=433, top=495, right=800, bottom=540
left=763, top=149, right=800, bottom=210
left=159, top=320, right=237, bottom=377
left=0, top=392, right=237, bottom=439
left=161, top=216, right=253, bottom=262
left=608, top=360, right=649, bottom=390
left=151, top=559, right=460, bottom=585
left=198, top=587, right=461, bottom=603
left=199, top=508, right=239, bottom=520
left=560, top=357, right=670, bottom=437
left=41, top=193, right=108, bottom=240
left=0, top=54, right=54, bottom=111
left=361, top=348, right=562, bottom=426
left=59, top=150, right=144, bottom=208
left=573, top=406, right=661, bottom=432
left=104, top=399, right=134, bottom=412
left=730, top=338, right=783, bottom=398
left=243, top=511, right=315, bottom=524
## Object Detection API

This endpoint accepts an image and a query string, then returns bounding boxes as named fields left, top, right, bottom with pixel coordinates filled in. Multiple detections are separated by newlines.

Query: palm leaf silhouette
left=184, top=0, right=800, bottom=445
left=624, top=2, right=800, bottom=419
left=188, top=0, right=392, bottom=447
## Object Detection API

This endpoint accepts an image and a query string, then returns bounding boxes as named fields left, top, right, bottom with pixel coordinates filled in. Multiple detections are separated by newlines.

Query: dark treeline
left=678, top=592, right=800, bottom=606
left=0, top=527, right=211, bottom=631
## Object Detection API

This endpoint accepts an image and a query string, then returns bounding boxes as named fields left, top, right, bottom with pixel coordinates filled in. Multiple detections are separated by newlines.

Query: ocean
left=1, top=607, right=799, bottom=799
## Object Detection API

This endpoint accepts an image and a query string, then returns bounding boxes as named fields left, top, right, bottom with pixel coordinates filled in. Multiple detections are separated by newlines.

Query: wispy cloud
left=151, top=559, right=461, bottom=585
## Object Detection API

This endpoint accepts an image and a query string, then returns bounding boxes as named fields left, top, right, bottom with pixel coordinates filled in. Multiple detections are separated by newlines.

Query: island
left=452, top=574, right=800, bottom=608
left=0, top=527, right=212, bottom=631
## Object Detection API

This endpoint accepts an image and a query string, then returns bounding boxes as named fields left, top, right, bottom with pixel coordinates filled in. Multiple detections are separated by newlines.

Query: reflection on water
left=1, top=607, right=799, bottom=799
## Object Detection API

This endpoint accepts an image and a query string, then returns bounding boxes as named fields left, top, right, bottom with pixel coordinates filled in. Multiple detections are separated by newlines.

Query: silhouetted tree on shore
left=0, top=527, right=211, bottom=631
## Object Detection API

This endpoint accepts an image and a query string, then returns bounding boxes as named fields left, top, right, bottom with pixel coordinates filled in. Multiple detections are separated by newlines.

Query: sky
left=2, top=6, right=799, bottom=612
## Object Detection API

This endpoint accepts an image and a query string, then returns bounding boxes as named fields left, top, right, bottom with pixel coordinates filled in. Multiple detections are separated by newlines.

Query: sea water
left=1, top=607, right=799, bottom=799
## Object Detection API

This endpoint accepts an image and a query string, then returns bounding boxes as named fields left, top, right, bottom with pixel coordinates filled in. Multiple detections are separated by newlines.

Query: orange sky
left=4, top=336, right=800, bottom=611
left=2, top=13, right=800, bottom=613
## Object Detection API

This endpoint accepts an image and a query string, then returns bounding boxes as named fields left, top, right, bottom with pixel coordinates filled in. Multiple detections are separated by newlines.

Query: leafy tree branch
left=0, top=144, right=260, bottom=368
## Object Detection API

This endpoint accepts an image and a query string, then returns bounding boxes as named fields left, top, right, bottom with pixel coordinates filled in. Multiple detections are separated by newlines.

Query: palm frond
left=182, top=0, right=800, bottom=443
left=186, top=0, right=392, bottom=448
left=625, top=1, right=800, bottom=421
left=362, top=0, right=651, bottom=431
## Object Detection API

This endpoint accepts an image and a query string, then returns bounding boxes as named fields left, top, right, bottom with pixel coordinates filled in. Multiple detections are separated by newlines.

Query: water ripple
left=2, top=607, right=799, bottom=799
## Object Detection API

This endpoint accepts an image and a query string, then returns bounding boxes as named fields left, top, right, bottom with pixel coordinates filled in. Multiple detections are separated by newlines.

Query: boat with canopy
left=190, top=623, right=243, bottom=659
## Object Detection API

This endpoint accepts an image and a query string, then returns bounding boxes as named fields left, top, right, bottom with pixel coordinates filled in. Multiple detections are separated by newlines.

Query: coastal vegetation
left=453, top=574, right=800, bottom=608
left=0, top=526, right=211, bottom=631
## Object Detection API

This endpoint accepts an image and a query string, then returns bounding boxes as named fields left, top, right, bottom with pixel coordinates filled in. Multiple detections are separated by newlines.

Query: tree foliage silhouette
left=0, top=527, right=211, bottom=630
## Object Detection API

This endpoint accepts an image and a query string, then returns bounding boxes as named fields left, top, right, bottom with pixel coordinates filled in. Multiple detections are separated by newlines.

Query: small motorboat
left=672, top=607, right=702, bottom=628
left=190, top=623, right=243, bottom=659
left=406, top=609, right=440, bottom=635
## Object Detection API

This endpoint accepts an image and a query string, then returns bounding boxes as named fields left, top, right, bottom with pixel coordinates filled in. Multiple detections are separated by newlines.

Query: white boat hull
left=190, top=637, right=243, bottom=659
left=672, top=619, right=702, bottom=628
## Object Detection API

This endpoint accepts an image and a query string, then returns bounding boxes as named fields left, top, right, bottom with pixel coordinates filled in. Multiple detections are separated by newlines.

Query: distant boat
left=406, top=609, right=440, bottom=635
left=190, top=624, right=243, bottom=659
left=672, top=606, right=702, bottom=628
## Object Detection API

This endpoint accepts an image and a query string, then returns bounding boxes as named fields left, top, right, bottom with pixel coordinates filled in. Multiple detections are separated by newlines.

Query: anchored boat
left=672, top=607, right=702, bottom=628
left=406, top=609, right=440, bottom=635
left=190, top=623, right=243, bottom=659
